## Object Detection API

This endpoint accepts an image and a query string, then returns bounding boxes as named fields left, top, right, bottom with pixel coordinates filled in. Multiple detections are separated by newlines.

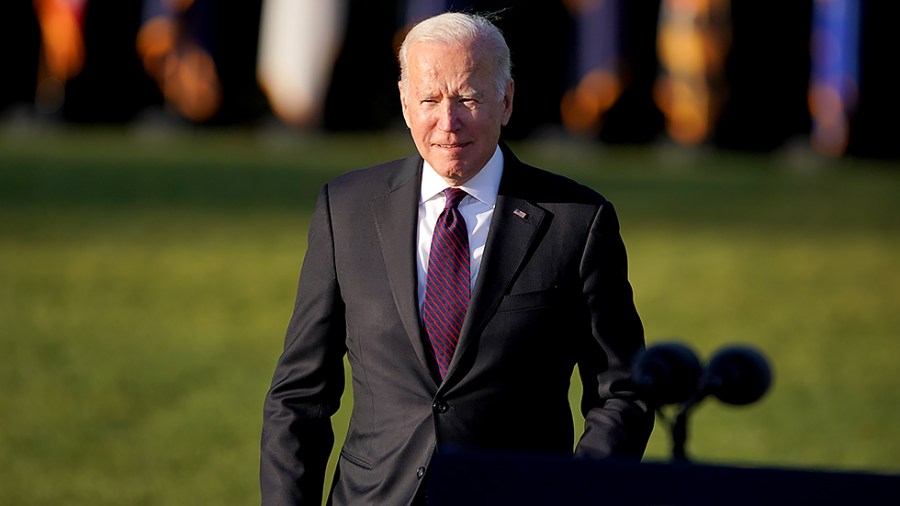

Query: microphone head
left=705, top=345, right=773, bottom=405
left=632, top=342, right=703, bottom=407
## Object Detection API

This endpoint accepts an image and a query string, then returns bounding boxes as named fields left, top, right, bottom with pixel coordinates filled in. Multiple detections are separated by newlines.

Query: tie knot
left=444, top=188, right=467, bottom=210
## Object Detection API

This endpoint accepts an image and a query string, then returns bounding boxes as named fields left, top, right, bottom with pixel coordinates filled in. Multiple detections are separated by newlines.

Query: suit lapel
left=444, top=154, right=547, bottom=384
left=371, top=156, right=435, bottom=374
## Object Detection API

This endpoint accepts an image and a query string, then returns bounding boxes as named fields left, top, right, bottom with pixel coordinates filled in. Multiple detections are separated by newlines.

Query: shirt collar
left=420, top=146, right=504, bottom=206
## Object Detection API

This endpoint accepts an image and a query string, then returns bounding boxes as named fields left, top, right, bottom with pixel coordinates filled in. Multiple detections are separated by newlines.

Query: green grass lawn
left=2, top=129, right=898, bottom=504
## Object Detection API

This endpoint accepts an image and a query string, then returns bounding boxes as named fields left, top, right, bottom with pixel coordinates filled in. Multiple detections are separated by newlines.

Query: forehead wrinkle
left=408, top=47, right=491, bottom=99
left=409, top=42, right=485, bottom=72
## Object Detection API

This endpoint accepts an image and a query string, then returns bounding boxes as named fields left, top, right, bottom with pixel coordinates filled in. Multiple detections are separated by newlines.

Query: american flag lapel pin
left=513, top=208, right=528, bottom=219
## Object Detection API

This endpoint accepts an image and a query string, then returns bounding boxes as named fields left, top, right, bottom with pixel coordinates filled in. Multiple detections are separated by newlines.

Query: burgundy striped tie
left=423, top=188, right=470, bottom=378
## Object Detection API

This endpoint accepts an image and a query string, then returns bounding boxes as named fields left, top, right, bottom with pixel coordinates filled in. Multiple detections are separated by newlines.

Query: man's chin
left=432, top=164, right=475, bottom=185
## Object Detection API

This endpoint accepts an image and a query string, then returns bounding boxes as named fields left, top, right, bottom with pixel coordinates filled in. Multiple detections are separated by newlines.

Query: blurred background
left=2, top=0, right=899, bottom=158
left=1, top=1, right=899, bottom=504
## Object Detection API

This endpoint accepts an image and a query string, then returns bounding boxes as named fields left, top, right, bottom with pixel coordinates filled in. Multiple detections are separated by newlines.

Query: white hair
left=398, top=12, right=512, bottom=97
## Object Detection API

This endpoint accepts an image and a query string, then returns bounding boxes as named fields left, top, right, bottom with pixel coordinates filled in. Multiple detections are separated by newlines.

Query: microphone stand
left=671, top=407, right=690, bottom=462
left=668, top=390, right=708, bottom=462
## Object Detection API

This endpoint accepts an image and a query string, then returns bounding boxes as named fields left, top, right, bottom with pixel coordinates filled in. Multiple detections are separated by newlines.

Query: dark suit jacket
left=261, top=144, right=653, bottom=505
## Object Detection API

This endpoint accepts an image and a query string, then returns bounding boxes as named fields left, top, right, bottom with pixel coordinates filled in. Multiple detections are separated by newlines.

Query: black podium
left=427, top=447, right=900, bottom=505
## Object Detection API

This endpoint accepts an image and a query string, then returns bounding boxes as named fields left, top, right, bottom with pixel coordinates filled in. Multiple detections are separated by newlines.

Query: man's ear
left=398, top=81, right=412, bottom=129
left=501, top=79, right=514, bottom=126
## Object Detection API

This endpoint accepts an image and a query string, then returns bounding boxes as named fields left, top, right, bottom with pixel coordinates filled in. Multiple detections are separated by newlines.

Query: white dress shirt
left=416, top=146, right=504, bottom=312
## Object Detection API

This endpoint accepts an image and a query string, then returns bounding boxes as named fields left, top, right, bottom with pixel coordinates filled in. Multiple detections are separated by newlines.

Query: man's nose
left=437, top=101, right=461, bottom=132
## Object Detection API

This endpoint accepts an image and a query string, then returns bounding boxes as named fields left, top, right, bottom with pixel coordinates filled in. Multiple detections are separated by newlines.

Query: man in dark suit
left=261, top=12, right=654, bottom=505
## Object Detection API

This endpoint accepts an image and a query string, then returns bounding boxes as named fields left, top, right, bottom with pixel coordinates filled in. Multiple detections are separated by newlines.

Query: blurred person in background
left=261, top=11, right=653, bottom=505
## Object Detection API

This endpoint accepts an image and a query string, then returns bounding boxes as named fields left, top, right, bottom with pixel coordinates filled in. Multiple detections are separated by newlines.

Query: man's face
left=400, top=41, right=514, bottom=186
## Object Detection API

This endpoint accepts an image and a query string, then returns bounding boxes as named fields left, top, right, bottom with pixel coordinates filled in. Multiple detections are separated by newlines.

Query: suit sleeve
left=260, top=186, right=347, bottom=505
left=574, top=201, right=654, bottom=458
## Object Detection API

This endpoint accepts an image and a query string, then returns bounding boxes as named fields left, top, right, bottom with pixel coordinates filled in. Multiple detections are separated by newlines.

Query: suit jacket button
left=432, top=400, right=449, bottom=414
left=417, top=466, right=426, bottom=479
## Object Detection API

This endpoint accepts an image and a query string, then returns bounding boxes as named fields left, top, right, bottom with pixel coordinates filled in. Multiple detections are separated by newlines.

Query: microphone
left=632, top=341, right=773, bottom=461
left=703, top=345, right=773, bottom=406
left=632, top=342, right=703, bottom=407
